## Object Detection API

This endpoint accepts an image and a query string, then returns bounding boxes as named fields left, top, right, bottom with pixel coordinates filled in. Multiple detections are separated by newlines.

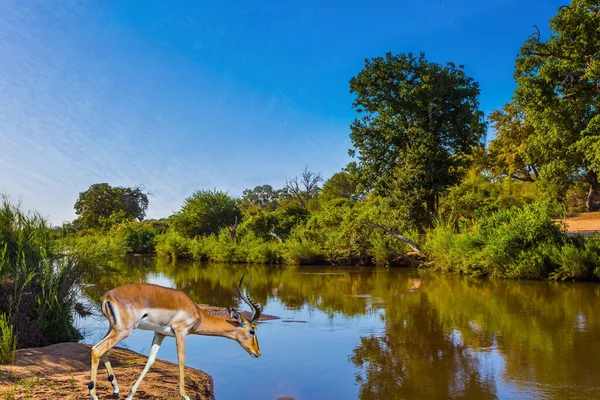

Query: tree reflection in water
left=84, top=258, right=600, bottom=399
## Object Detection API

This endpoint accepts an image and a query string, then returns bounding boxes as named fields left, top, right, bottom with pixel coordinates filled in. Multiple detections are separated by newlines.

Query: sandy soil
left=562, top=211, right=600, bottom=236
left=0, top=342, right=214, bottom=399
left=0, top=306, right=279, bottom=399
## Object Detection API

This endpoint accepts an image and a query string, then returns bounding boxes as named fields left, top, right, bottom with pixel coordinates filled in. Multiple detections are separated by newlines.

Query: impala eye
left=249, top=329, right=255, bottom=336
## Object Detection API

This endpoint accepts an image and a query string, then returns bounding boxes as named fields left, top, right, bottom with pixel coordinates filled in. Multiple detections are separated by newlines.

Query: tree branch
left=363, top=222, right=423, bottom=255
left=269, top=232, right=283, bottom=243
left=530, top=25, right=541, bottom=42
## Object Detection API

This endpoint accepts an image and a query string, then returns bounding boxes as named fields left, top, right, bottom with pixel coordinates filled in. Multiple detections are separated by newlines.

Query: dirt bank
left=0, top=342, right=214, bottom=400
left=563, top=211, right=600, bottom=236
left=0, top=306, right=278, bottom=399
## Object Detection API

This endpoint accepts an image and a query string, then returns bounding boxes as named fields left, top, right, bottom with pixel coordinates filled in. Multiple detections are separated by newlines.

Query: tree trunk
left=426, top=196, right=436, bottom=217
left=586, top=171, right=599, bottom=212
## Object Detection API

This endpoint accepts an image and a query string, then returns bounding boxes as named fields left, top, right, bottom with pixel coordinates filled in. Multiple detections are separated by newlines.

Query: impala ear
left=227, top=308, right=243, bottom=324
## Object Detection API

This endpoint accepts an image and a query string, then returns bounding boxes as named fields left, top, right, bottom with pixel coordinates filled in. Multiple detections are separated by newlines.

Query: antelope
left=88, top=276, right=262, bottom=400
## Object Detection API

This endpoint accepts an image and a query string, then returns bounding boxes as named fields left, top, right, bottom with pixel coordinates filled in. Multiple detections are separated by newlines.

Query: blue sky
left=0, top=0, right=563, bottom=224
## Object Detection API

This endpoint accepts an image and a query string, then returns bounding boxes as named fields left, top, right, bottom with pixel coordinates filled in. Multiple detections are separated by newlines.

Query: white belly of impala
left=137, top=320, right=175, bottom=337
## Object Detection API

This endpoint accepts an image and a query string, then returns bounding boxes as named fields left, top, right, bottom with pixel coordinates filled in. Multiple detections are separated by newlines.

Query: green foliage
left=564, top=176, right=590, bottom=213
left=486, top=102, right=539, bottom=182
left=74, top=183, right=149, bottom=229
left=155, top=228, right=283, bottom=264
left=0, top=197, right=55, bottom=278
left=549, top=235, right=600, bottom=281
left=201, top=229, right=238, bottom=262
left=113, top=221, right=157, bottom=254
left=303, top=200, right=372, bottom=265
left=0, top=313, right=16, bottom=364
left=478, top=201, right=563, bottom=278
left=424, top=200, right=600, bottom=281
left=320, top=171, right=360, bottom=202
left=240, top=185, right=285, bottom=211
left=348, top=51, right=486, bottom=228
left=0, top=197, right=86, bottom=348
left=155, top=230, right=193, bottom=260
left=439, top=170, right=542, bottom=226
left=171, top=189, right=241, bottom=237
left=239, top=208, right=280, bottom=239
left=280, top=225, right=324, bottom=265
left=271, top=200, right=310, bottom=238
left=61, top=231, right=128, bottom=268
left=514, top=1, right=600, bottom=211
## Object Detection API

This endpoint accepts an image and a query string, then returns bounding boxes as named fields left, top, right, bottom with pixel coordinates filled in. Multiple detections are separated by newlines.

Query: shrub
left=281, top=225, right=324, bottom=265
left=549, top=235, right=600, bottom=280
left=201, top=230, right=237, bottom=262
left=155, top=231, right=193, bottom=259
left=113, top=221, right=157, bottom=253
left=170, top=189, right=241, bottom=237
left=425, top=200, right=569, bottom=279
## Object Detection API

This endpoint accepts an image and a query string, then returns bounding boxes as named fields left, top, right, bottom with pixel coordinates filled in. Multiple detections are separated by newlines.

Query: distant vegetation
left=1, top=0, right=599, bottom=359
left=41, top=1, right=600, bottom=280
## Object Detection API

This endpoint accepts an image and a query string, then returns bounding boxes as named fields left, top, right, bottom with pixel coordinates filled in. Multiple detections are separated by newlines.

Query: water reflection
left=83, top=258, right=600, bottom=399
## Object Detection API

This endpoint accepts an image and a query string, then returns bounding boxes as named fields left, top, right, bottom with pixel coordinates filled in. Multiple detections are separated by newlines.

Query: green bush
left=281, top=225, right=324, bottom=265
left=155, top=231, right=193, bottom=259
left=439, top=171, right=542, bottom=227
left=113, top=221, right=157, bottom=253
left=201, top=230, right=237, bottom=262
left=549, top=235, right=600, bottom=280
left=425, top=200, right=569, bottom=279
left=170, top=189, right=241, bottom=237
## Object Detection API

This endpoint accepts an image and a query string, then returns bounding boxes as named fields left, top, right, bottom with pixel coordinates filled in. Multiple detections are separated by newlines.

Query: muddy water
left=78, top=258, right=600, bottom=399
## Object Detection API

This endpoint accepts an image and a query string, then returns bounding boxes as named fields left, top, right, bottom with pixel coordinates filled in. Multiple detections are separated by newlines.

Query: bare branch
left=284, top=167, right=323, bottom=208
left=228, top=216, right=238, bottom=241
left=363, top=222, right=423, bottom=254
left=530, top=24, right=541, bottom=42
left=269, top=232, right=283, bottom=242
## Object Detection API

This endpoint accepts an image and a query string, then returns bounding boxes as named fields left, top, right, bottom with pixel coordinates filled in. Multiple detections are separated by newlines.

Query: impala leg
left=101, top=351, right=119, bottom=397
left=90, top=329, right=132, bottom=400
left=175, top=330, right=190, bottom=400
left=125, top=332, right=165, bottom=400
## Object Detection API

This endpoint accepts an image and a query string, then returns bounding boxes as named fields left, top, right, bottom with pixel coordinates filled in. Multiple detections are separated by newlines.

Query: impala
left=88, top=276, right=262, bottom=400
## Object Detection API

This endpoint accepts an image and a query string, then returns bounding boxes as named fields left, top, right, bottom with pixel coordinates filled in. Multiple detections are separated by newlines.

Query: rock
left=0, top=342, right=214, bottom=399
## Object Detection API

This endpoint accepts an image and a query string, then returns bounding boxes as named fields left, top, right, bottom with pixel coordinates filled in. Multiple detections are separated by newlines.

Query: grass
left=0, top=314, right=17, bottom=364
left=0, top=196, right=89, bottom=350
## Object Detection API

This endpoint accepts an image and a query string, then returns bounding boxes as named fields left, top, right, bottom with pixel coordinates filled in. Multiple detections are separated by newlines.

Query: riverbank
left=0, top=304, right=279, bottom=400
left=0, top=342, right=215, bottom=399
left=563, top=211, right=600, bottom=236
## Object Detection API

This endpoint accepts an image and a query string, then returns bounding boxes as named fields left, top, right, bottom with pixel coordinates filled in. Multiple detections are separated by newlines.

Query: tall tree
left=348, top=52, right=486, bottom=226
left=74, top=183, right=149, bottom=229
left=240, top=184, right=285, bottom=211
left=514, top=1, right=600, bottom=211
left=170, top=189, right=241, bottom=237
left=285, top=167, right=323, bottom=208
left=320, top=171, right=360, bottom=202
left=487, top=102, right=539, bottom=182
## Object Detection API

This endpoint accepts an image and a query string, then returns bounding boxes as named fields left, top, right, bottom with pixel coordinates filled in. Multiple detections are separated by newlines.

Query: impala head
left=227, top=275, right=262, bottom=358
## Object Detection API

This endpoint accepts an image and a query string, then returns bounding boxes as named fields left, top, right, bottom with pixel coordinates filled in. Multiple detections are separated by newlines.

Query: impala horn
left=238, top=274, right=262, bottom=323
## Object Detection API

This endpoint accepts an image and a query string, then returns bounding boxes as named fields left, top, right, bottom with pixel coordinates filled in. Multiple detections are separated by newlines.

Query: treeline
left=57, top=2, right=600, bottom=280
left=1, top=2, right=599, bottom=361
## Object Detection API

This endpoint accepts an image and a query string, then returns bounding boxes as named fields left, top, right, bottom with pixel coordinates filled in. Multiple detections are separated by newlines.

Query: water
left=77, top=258, right=600, bottom=399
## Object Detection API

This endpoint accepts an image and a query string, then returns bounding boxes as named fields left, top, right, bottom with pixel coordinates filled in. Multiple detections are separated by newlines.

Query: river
left=76, top=257, right=600, bottom=399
